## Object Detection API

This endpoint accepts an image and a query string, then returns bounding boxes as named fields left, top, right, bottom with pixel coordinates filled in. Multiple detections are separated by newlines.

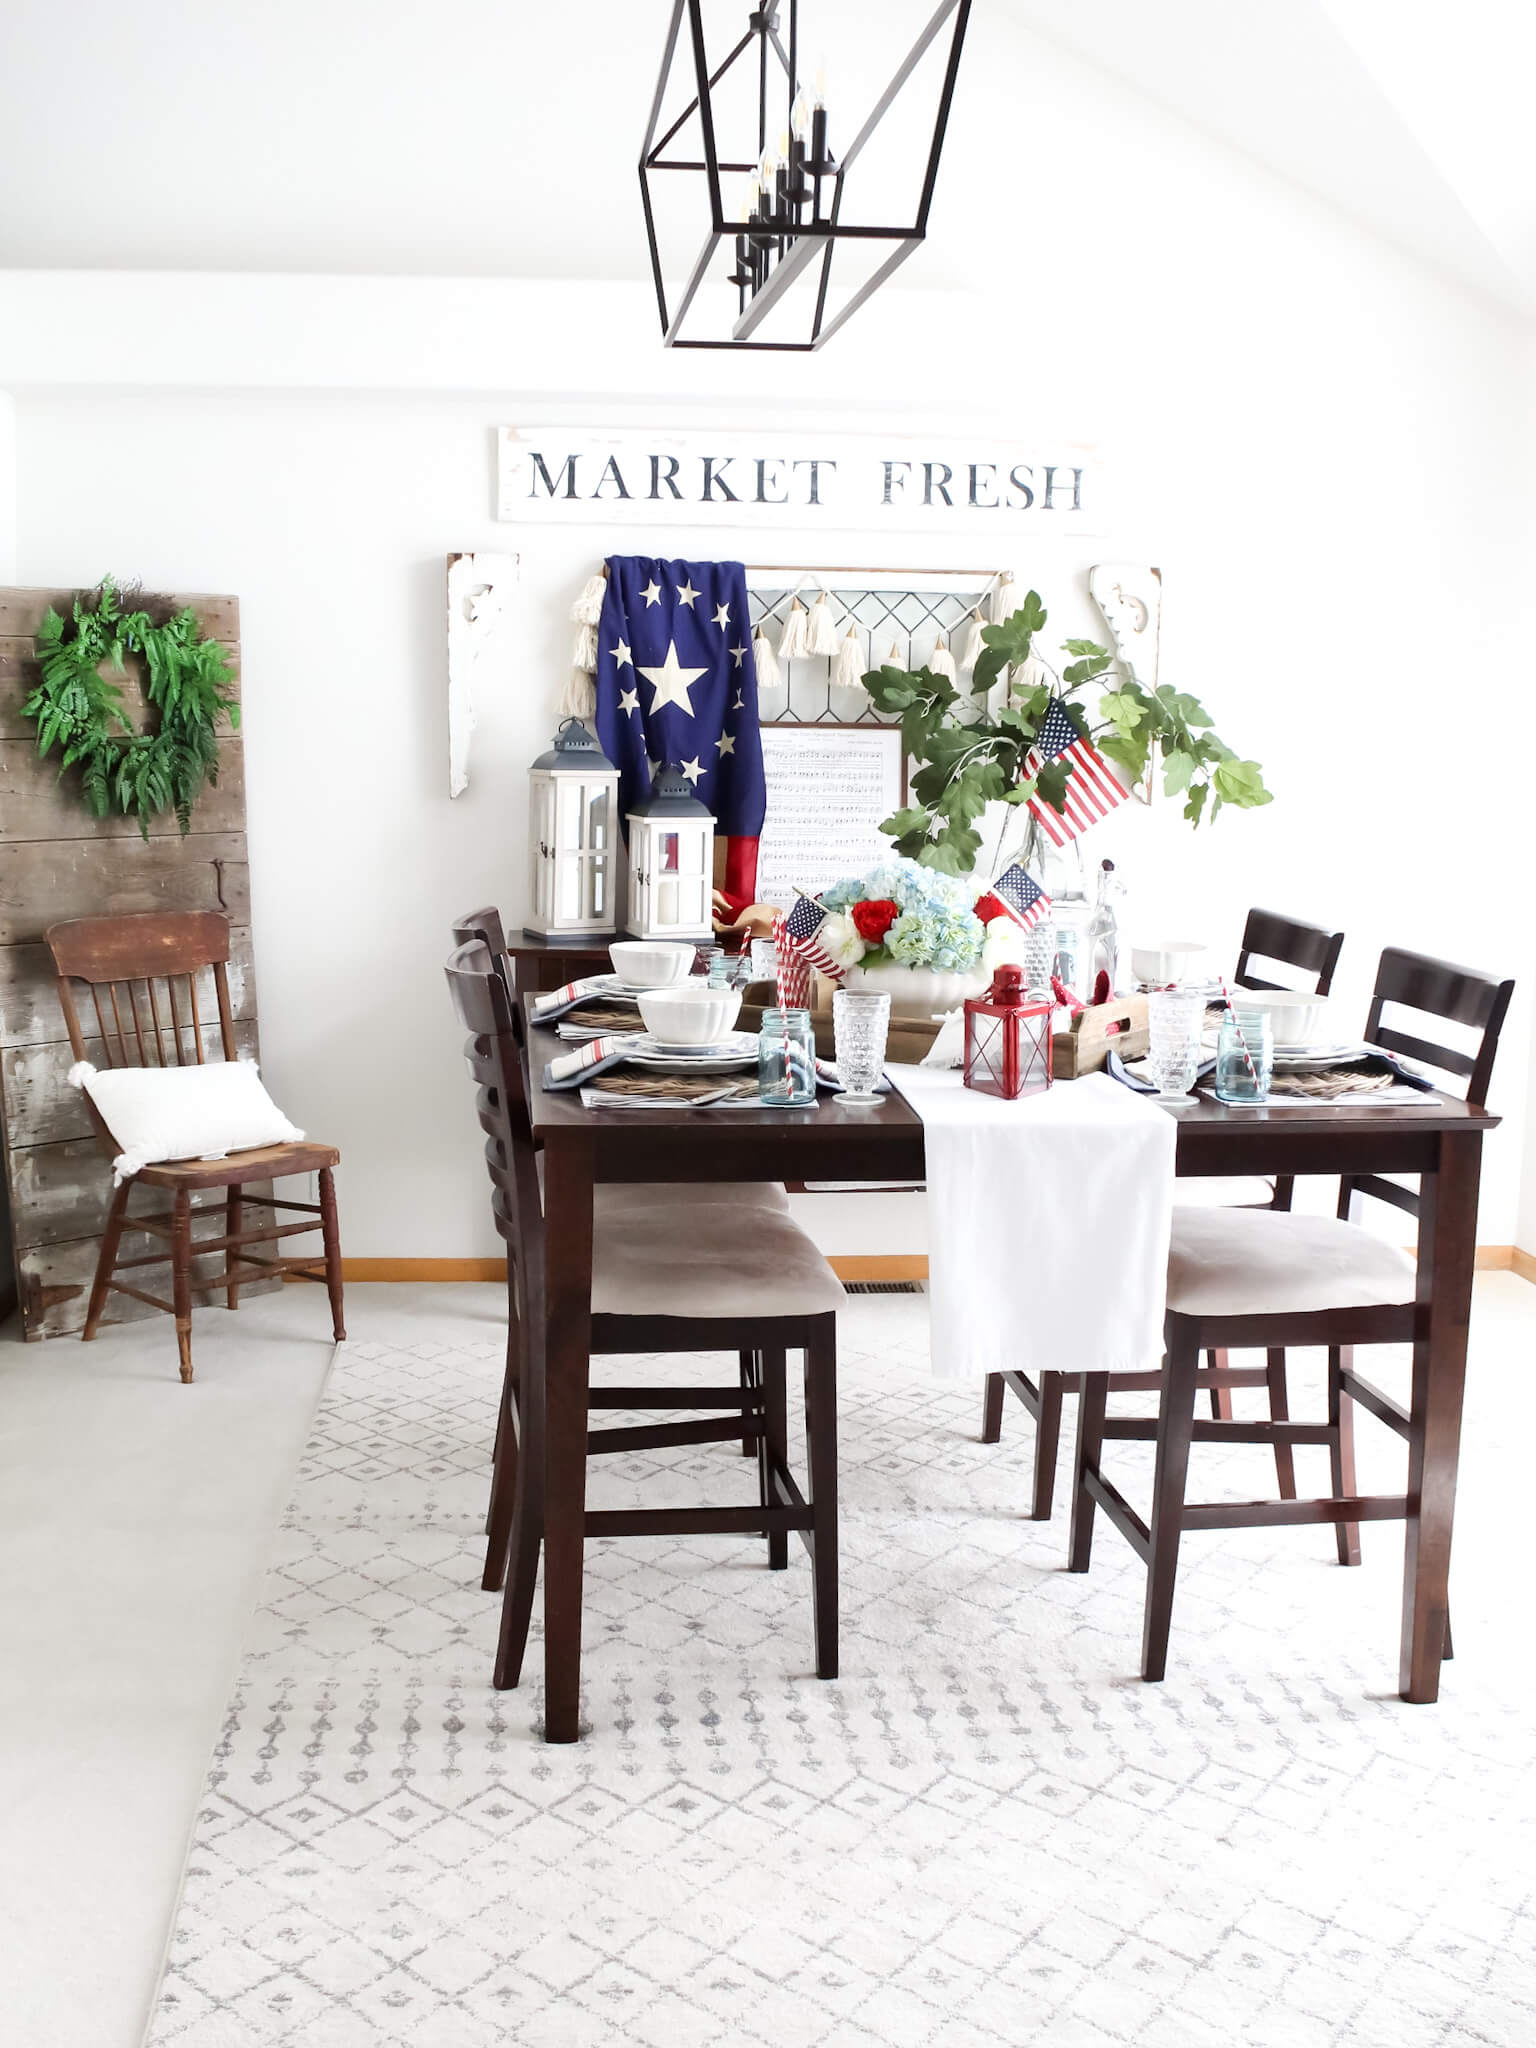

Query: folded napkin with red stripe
left=531, top=976, right=630, bottom=1025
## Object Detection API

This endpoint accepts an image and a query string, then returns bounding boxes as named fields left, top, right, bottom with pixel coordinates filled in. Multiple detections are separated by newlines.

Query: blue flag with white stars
left=593, top=556, right=767, bottom=907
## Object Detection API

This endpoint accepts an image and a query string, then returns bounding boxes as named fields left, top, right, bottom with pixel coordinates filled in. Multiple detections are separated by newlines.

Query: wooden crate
left=1052, top=992, right=1149, bottom=1078
left=0, top=587, right=278, bottom=1339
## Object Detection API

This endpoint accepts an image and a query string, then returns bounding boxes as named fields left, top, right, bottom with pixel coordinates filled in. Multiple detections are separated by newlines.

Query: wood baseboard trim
left=828, top=1255, right=929, bottom=1282
left=342, top=1258, right=505, bottom=1282
left=340, top=1251, right=1523, bottom=1285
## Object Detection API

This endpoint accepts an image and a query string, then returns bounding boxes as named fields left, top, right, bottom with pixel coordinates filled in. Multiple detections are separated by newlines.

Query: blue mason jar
left=758, top=1008, right=817, bottom=1106
left=1214, top=1007, right=1274, bottom=1103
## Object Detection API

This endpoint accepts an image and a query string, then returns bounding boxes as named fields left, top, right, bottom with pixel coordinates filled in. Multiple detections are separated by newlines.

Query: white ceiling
left=0, top=0, right=1530, bottom=316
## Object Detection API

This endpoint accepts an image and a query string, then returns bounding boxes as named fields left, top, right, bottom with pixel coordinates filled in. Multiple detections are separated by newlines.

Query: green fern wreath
left=23, top=578, right=240, bottom=837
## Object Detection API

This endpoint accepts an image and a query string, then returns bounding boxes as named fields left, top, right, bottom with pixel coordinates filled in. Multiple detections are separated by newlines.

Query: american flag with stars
left=774, top=891, right=847, bottom=1006
left=593, top=556, right=767, bottom=911
left=1024, top=697, right=1128, bottom=846
left=989, top=862, right=1051, bottom=932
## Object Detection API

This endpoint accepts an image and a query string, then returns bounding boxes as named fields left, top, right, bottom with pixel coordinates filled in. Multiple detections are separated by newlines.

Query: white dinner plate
left=624, top=1030, right=759, bottom=1071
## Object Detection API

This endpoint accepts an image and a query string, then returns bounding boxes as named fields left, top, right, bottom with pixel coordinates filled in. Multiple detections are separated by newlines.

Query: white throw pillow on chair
left=68, top=1060, right=305, bottom=1184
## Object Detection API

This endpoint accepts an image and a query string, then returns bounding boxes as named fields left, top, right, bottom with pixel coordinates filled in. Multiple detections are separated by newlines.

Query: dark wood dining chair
left=981, top=905, right=1346, bottom=1518
left=450, top=904, right=789, bottom=1470
left=46, top=912, right=344, bottom=1382
left=445, top=939, right=842, bottom=1699
left=1069, top=945, right=1513, bottom=1680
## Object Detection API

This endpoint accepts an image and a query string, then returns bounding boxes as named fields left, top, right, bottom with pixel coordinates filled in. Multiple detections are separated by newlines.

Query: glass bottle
left=1086, top=858, right=1122, bottom=994
left=1034, top=825, right=1092, bottom=1002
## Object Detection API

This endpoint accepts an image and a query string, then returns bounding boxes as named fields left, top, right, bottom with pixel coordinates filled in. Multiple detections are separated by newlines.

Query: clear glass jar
left=1214, top=1007, right=1274, bottom=1103
left=758, top=1007, right=817, bottom=1106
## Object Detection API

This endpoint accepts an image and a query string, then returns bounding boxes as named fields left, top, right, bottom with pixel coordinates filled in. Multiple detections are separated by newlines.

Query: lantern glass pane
left=556, top=779, right=580, bottom=848
left=591, top=856, right=607, bottom=918
left=557, top=855, right=581, bottom=922
left=587, top=786, right=609, bottom=850
left=680, top=876, right=708, bottom=928
left=660, top=830, right=680, bottom=874
left=679, top=827, right=705, bottom=876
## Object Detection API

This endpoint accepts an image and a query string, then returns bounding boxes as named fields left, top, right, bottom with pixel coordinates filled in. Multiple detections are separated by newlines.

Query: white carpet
left=146, top=1282, right=1536, bottom=2047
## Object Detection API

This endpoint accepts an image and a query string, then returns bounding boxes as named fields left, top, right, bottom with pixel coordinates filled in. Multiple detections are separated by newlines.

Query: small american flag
left=990, top=863, right=1051, bottom=932
left=774, top=890, right=846, bottom=1006
left=1025, top=698, right=1128, bottom=846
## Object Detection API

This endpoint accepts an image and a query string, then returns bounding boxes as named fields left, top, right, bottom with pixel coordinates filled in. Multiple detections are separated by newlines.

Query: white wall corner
left=0, top=389, right=17, bottom=580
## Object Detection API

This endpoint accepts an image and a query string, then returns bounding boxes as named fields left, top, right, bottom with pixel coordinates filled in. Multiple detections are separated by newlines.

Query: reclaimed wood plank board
left=1, top=1020, right=263, bottom=1147
left=0, top=835, right=249, bottom=945
left=0, top=738, right=246, bottom=842
left=17, top=1215, right=281, bottom=1340
left=0, top=591, right=240, bottom=639
left=0, top=924, right=257, bottom=1047
left=0, top=585, right=263, bottom=1338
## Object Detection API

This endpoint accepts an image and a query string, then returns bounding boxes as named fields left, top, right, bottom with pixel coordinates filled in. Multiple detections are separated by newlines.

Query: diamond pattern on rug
left=148, top=1291, right=1536, bottom=2046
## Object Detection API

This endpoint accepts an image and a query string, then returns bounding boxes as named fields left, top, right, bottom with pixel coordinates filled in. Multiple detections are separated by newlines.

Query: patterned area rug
left=148, top=1290, right=1536, bottom=2047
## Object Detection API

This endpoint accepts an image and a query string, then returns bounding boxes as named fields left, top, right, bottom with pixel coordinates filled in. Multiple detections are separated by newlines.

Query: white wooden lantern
left=524, top=720, right=621, bottom=938
left=625, top=766, right=715, bottom=940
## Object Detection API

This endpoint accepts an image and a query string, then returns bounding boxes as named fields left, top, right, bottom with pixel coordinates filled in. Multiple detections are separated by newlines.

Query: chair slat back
left=445, top=941, right=544, bottom=1286
left=1365, top=947, right=1513, bottom=1107
left=46, top=912, right=237, bottom=1069
left=1234, top=908, right=1345, bottom=996
left=451, top=906, right=515, bottom=999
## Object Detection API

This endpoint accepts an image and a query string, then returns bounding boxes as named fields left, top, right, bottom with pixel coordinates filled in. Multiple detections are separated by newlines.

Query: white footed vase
left=841, top=959, right=989, bottom=1020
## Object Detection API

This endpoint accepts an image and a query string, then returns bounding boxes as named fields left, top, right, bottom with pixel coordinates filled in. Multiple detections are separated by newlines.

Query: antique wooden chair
left=445, top=939, right=841, bottom=1697
left=1069, top=945, right=1513, bottom=1679
left=46, top=911, right=344, bottom=1382
left=981, top=906, right=1346, bottom=1517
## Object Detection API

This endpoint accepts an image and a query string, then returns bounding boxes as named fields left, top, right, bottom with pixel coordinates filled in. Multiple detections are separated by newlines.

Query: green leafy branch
left=25, top=578, right=240, bottom=837
left=865, top=591, right=1270, bottom=870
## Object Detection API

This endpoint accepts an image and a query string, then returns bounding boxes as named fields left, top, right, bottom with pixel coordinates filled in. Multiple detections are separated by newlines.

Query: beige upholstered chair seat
left=1168, top=1208, right=1416, bottom=1318
left=598, top=1181, right=790, bottom=1218
left=1173, top=1176, right=1278, bottom=1211
left=593, top=1206, right=844, bottom=1318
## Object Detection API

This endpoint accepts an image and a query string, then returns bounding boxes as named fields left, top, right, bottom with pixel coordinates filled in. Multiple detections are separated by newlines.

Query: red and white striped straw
left=1218, top=974, right=1258, bottom=1084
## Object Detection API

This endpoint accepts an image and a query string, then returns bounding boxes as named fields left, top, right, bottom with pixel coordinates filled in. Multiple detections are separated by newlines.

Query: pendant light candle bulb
left=792, top=90, right=811, bottom=139
left=814, top=60, right=827, bottom=107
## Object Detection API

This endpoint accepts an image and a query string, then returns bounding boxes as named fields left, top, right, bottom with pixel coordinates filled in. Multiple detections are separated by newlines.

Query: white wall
left=4, top=30, right=1533, bottom=1258
left=0, top=392, right=15, bottom=581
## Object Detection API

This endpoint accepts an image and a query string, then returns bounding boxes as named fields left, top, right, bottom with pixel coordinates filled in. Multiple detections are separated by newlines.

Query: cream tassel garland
left=806, top=589, right=841, bottom=657
left=990, top=569, right=1018, bottom=625
left=832, top=626, right=865, bottom=693
left=556, top=667, right=597, bottom=721
left=883, top=638, right=905, bottom=670
left=752, top=623, right=781, bottom=690
left=959, top=607, right=987, bottom=671
left=777, top=595, right=809, bottom=660
left=569, top=571, right=607, bottom=626
left=926, top=637, right=957, bottom=681
left=571, top=620, right=597, bottom=672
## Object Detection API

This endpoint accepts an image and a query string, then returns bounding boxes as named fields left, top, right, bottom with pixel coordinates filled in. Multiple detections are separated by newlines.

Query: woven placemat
left=564, top=1003, right=645, bottom=1033
left=589, top=1070, right=759, bottom=1102
left=1267, top=1065, right=1396, bottom=1099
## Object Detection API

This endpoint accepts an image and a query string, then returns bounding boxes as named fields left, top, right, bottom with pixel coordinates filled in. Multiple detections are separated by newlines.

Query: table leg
left=541, top=1133, right=595, bottom=1743
left=1401, top=1129, right=1481, bottom=1704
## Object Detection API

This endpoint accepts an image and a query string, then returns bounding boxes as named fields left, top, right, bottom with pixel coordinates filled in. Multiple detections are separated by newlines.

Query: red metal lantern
left=964, top=964, right=1053, bottom=1099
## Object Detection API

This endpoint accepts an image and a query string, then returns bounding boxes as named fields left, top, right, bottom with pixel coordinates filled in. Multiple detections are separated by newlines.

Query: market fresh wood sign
left=497, top=428, right=1103, bottom=533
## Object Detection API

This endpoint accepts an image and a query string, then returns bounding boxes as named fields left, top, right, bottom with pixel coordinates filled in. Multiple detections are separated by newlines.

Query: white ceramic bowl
left=610, top=940, right=695, bottom=989
left=1131, top=940, right=1207, bottom=987
left=1233, top=989, right=1334, bottom=1049
left=637, top=984, right=743, bottom=1047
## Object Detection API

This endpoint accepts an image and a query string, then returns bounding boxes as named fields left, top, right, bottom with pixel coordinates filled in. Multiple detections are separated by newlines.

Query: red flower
left=852, top=897, right=900, bottom=943
left=973, top=891, right=1008, bottom=925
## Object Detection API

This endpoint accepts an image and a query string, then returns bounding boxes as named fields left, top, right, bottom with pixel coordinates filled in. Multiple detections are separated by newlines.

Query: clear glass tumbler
left=1147, top=988, right=1206, bottom=1100
left=1214, top=1008, right=1274, bottom=1103
left=758, top=1008, right=817, bottom=1106
left=832, top=989, right=890, bottom=1103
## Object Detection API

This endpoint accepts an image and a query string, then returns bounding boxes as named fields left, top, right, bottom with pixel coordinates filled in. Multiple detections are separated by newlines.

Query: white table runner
left=888, top=1066, right=1176, bottom=1381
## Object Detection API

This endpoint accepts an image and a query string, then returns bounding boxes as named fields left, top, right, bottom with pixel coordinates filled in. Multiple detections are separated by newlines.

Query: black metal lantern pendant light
left=640, top=0, right=971, bottom=350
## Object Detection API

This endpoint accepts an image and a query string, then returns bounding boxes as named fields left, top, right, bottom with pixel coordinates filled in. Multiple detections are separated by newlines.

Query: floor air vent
left=842, top=1280, right=924, bottom=1295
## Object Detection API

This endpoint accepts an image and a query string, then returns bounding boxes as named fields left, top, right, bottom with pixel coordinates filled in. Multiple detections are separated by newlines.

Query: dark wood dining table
left=524, top=1008, right=1498, bottom=1743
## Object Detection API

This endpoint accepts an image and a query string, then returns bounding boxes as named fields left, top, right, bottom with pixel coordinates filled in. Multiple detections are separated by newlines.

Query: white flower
left=981, top=914, right=1030, bottom=972
left=817, top=911, right=867, bottom=970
